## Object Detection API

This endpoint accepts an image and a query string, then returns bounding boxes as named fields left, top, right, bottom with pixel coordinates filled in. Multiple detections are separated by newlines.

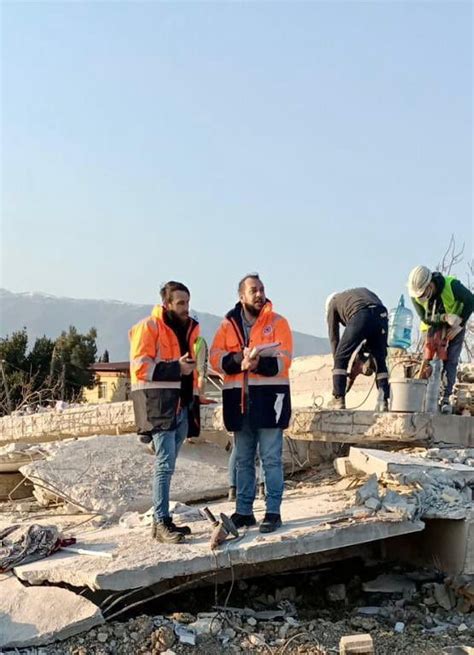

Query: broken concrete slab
left=348, top=447, right=474, bottom=486
left=0, top=443, right=47, bottom=473
left=334, top=456, right=358, bottom=477
left=362, top=573, right=416, bottom=595
left=433, top=582, right=456, bottom=610
left=0, top=572, right=103, bottom=649
left=18, top=435, right=229, bottom=517
left=13, top=487, right=424, bottom=591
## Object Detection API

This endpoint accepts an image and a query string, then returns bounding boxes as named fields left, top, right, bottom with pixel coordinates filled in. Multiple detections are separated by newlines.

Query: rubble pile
left=335, top=447, right=474, bottom=522
left=6, top=565, right=472, bottom=655
left=423, top=448, right=474, bottom=467
left=452, top=364, right=474, bottom=416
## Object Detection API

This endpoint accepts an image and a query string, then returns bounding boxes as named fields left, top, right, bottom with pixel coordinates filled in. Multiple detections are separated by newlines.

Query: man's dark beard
left=166, top=310, right=189, bottom=326
left=243, top=302, right=261, bottom=318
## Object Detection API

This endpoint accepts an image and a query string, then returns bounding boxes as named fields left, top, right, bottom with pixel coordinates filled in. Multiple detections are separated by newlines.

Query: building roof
left=90, top=362, right=130, bottom=373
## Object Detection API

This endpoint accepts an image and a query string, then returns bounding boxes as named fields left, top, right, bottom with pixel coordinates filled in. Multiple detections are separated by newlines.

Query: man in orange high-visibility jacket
left=129, top=281, right=199, bottom=545
left=210, top=273, right=293, bottom=534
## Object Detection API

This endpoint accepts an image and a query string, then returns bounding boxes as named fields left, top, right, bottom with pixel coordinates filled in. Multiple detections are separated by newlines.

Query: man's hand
left=179, top=353, right=196, bottom=375
left=241, top=348, right=259, bottom=372
left=443, top=314, right=462, bottom=328
left=447, top=325, right=463, bottom=341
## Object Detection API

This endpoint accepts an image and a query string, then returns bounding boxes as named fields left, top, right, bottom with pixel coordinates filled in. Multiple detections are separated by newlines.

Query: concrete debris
left=355, top=474, right=379, bottom=505
left=441, top=487, right=464, bottom=504
left=362, top=573, right=416, bottom=595
left=248, top=633, right=266, bottom=646
left=349, top=447, right=474, bottom=486
left=174, top=622, right=196, bottom=645
left=356, top=606, right=382, bottom=615
left=339, top=633, right=374, bottom=654
left=19, top=435, right=229, bottom=518
left=447, top=575, right=474, bottom=611
left=326, top=583, right=347, bottom=602
left=0, top=442, right=46, bottom=473
left=346, top=446, right=473, bottom=521
left=0, top=572, right=103, bottom=649
left=381, top=489, right=417, bottom=520
left=452, top=363, right=474, bottom=415
left=334, top=456, right=358, bottom=477
left=433, top=583, right=456, bottom=611
left=364, top=496, right=381, bottom=512
left=425, top=448, right=474, bottom=466
left=9, top=564, right=474, bottom=655
left=188, top=614, right=222, bottom=637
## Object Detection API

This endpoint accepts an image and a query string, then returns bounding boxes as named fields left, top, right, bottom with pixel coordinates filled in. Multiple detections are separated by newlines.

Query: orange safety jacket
left=129, top=305, right=200, bottom=436
left=210, top=301, right=292, bottom=432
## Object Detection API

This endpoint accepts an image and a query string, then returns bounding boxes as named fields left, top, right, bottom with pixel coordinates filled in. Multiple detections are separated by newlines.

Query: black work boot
left=259, top=513, right=282, bottom=533
left=230, top=512, right=256, bottom=528
left=228, top=486, right=236, bottom=501
left=151, top=519, right=185, bottom=543
left=164, top=517, right=191, bottom=536
left=327, top=396, right=346, bottom=410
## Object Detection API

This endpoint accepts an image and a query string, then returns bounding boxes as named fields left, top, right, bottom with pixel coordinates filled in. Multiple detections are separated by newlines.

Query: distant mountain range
left=0, top=289, right=330, bottom=359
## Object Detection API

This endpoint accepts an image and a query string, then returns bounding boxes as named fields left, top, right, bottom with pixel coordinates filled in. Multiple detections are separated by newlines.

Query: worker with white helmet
left=325, top=288, right=390, bottom=410
left=407, top=266, right=473, bottom=412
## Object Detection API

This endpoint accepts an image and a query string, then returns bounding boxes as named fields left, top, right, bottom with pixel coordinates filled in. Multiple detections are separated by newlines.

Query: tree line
left=0, top=326, right=106, bottom=416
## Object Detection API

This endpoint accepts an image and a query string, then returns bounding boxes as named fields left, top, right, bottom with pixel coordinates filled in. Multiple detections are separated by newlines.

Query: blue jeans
left=228, top=438, right=264, bottom=487
left=234, top=418, right=284, bottom=515
left=152, top=409, right=188, bottom=521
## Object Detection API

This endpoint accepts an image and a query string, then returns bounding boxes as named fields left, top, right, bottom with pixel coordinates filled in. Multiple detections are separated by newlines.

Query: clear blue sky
left=1, top=1, right=472, bottom=336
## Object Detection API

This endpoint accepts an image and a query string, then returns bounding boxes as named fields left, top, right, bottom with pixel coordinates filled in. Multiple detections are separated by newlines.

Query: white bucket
left=390, top=379, right=428, bottom=413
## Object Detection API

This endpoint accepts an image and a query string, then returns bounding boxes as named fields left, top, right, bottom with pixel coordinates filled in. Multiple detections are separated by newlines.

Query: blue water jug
left=388, top=295, right=413, bottom=349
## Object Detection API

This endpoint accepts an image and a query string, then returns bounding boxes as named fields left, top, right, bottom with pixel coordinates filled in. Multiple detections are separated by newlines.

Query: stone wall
left=1, top=401, right=472, bottom=448
left=0, top=402, right=137, bottom=445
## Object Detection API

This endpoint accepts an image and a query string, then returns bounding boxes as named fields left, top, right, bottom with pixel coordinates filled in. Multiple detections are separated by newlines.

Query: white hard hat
left=407, top=265, right=432, bottom=298
left=325, top=292, right=338, bottom=318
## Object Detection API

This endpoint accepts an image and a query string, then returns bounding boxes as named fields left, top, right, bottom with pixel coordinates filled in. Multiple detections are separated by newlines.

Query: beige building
left=84, top=362, right=131, bottom=404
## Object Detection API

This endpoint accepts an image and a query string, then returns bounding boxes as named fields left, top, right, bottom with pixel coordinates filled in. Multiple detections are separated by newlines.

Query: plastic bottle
left=388, top=295, right=413, bottom=349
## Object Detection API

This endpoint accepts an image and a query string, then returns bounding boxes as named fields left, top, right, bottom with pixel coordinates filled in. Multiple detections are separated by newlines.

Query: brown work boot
left=151, top=519, right=185, bottom=543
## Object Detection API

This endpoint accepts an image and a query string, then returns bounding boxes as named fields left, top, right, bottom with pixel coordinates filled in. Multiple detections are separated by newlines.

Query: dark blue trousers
left=333, top=307, right=390, bottom=400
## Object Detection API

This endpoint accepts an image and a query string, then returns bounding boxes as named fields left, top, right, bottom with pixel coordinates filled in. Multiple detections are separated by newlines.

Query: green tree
left=0, top=326, right=98, bottom=414
left=52, top=326, right=98, bottom=401
left=0, top=329, right=29, bottom=413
